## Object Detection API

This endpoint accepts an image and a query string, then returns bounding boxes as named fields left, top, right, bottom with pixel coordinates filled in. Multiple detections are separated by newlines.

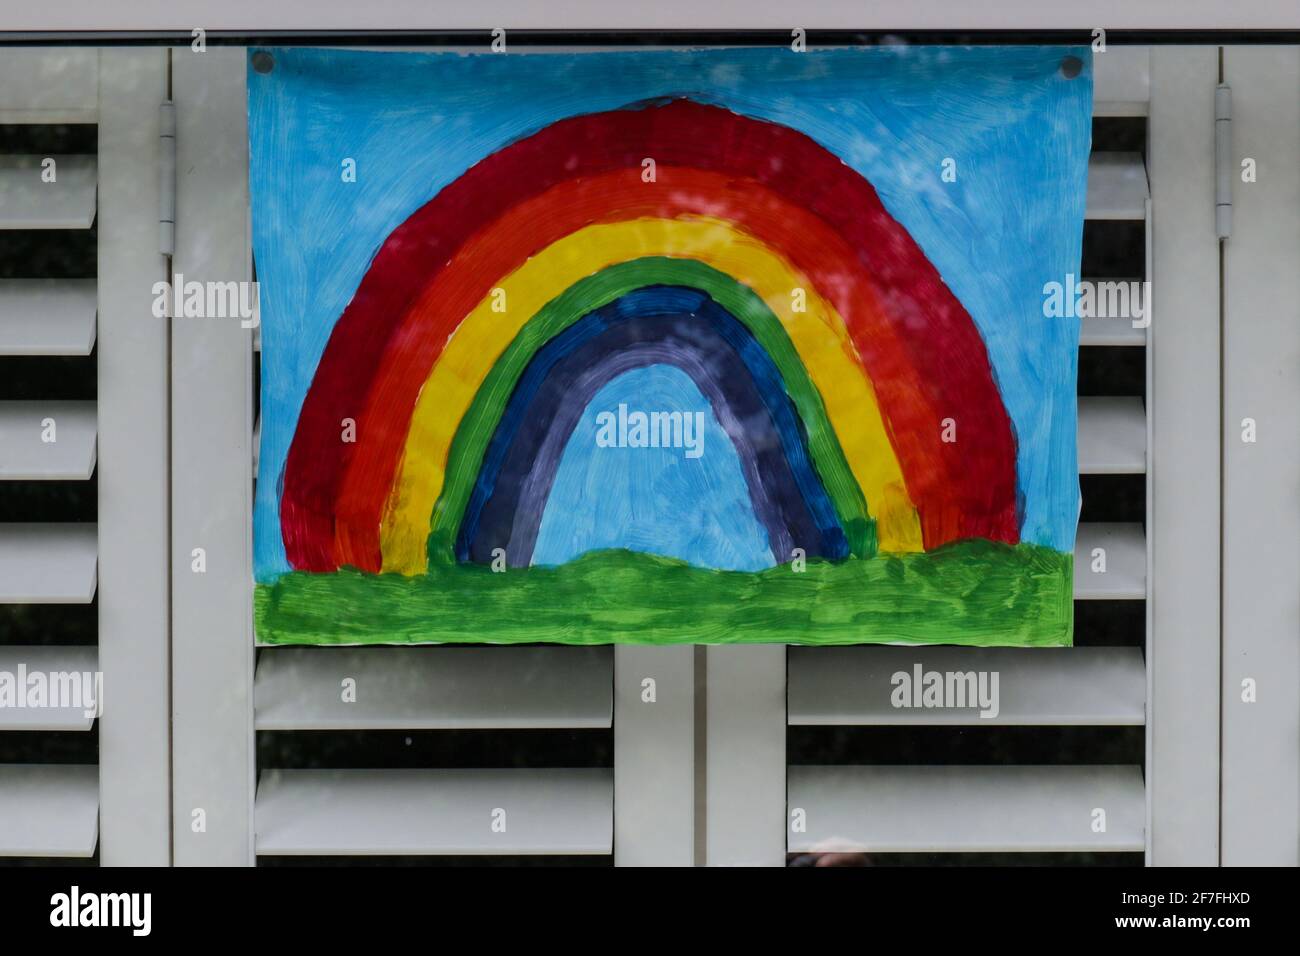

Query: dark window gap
left=1081, top=221, right=1145, bottom=279
left=0, top=124, right=97, bottom=154
left=0, top=351, right=98, bottom=400
left=1073, top=600, right=1146, bottom=648
left=0, top=476, right=97, bottom=522
left=257, top=728, right=614, bottom=770
left=0, top=851, right=99, bottom=868
left=0, top=726, right=99, bottom=764
left=787, top=725, right=1144, bottom=766
left=0, top=600, right=98, bottom=646
left=1091, top=117, right=1146, bottom=155
left=1078, top=345, right=1145, bottom=396
left=0, top=229, right=97, bottom=279
left=1080, top=474, right=1145, bottom=524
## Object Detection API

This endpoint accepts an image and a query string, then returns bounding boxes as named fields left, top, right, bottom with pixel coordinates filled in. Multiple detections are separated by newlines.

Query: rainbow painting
left=248, top=46, right=1090, bottom=646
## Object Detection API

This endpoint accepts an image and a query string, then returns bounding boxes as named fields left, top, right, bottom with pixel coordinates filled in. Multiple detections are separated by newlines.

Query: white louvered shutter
left=0, top=49, right=101, bottom=861
left=8, top=36, right=1295, bottom=869
left=787, top=48, right=1153, bottom=861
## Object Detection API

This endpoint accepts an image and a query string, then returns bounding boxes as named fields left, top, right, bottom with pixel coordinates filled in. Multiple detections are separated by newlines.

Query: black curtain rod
left=1, top=29, right=1299, bottom=47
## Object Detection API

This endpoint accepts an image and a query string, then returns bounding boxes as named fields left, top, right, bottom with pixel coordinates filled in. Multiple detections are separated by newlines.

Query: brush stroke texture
left=397, top=226, right=916, bottom=572
left=255, top=543, right=1073, bottom=647
left=275, top=99, right=1018, bottom=572
left=459, top=288, right=848, bottom=568
left=534, top=366, right=774, bottom=572
left=361, top=166, right=936, bottom=566
left=250, top=47, right=1089, bottom=580
left=247, top=46, right=1090, bottom=650
left=411, top=257, right=883, bottom=575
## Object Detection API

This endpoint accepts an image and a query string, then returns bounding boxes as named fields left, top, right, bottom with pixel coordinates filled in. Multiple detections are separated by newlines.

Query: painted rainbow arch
left=278, top=98, right=1020, bottom=575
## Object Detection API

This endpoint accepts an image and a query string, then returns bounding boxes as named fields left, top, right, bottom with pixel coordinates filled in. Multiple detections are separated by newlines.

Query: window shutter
left=0, top=49, right=101, bottom=861
left=253, top=648, right=615, bottom=857
left=5, top=39, right=1264, bottom=868
left=785, top=46, right=1153, bottom=863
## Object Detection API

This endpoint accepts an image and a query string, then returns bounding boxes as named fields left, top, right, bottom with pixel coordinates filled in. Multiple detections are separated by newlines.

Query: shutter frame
left=97, top=46, right=174, bottom=866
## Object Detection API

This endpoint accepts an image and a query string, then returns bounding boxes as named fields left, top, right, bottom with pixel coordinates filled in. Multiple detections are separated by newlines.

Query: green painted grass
left=255, top=541, right=1072, bottom=647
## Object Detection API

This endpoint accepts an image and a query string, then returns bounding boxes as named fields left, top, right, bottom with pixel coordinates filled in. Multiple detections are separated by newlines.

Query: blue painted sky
left=535, top=365, right=772, bottom=571
left=249, top=45, right=1090, bottom=579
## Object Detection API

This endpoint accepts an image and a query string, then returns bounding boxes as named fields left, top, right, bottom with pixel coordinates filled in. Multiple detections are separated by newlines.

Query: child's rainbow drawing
left=249, top=46, right=1090, bottom=646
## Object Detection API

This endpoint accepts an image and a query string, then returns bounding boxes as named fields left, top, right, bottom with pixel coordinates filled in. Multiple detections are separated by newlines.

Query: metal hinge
left=160, top=100, right=176, bottom=256
left=1215, top=83, right=1232, bottom=239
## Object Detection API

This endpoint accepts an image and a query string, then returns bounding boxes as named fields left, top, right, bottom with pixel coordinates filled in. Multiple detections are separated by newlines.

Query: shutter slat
left=1080, top=315, right=1147, bottom=347
left=1074, top=522, right=1145, bottom=599
left=0, top=401, right=96, bottom=480
left=1077, top=277, right=1147, bottom=347
left=1093, top=102, right=1149, bottom=119
left=0, top=646, right=98, bottom=731
left=0, top=155, right=97, bottom=229
left=255, top=646, right=612, bottom=730
left=256, top=768, right=613, bottom=856
left=0, top=523, right=97, bottom=603
left=1078, top=396, right=1146, bottom=474
left=0, top=279, right=97, bottom=356
left=0, top=50, right=98, bottom=124
left=1092, top=47, right=1150, bottom=118
left=788, top=646, right=1144, bottom=726
left=1085, top=152, right=1149, bottom=220
left=788, top=765, right=1145, bottom=853
left=0, top=764, right=98, bottom=857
